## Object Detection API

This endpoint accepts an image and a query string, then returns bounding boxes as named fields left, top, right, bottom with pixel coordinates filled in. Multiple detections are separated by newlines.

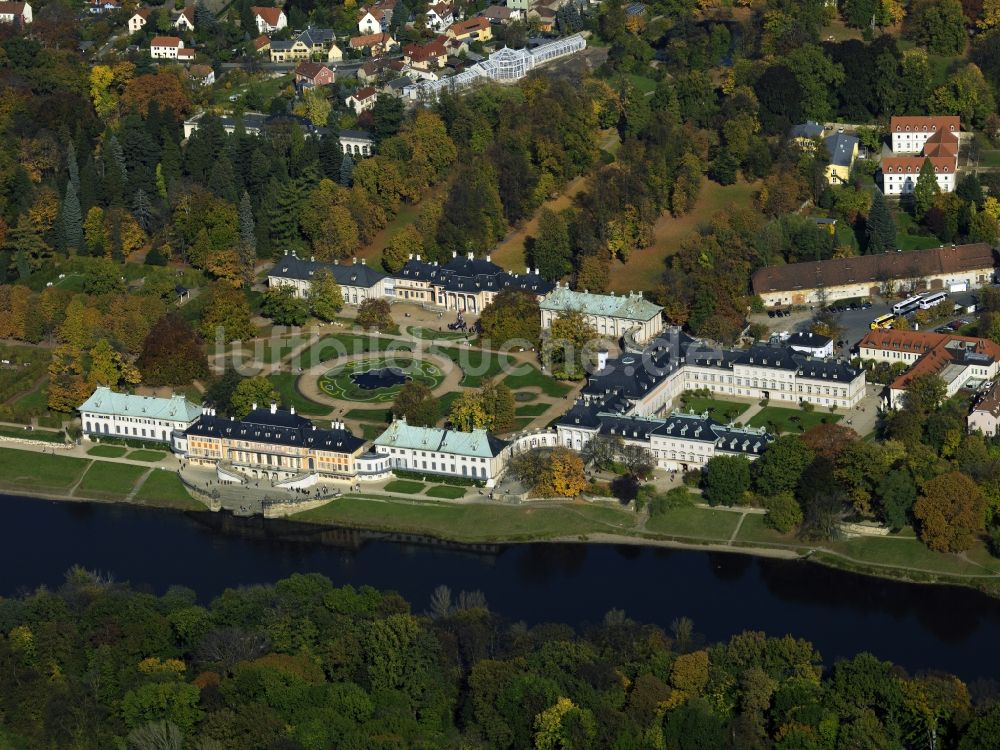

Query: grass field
left=825, top=536, right=1000, bottom=576
left=318, top=356, right=445, bottom=403
left=677, top=397, right=749, bottom=421
left=133, top=470, right=204, bottom=510
left=127, top=449, right=167, bottom=462
left=304, top=334, right=411, bottom=365
left=361, top=424, right=385, bottom=440
left=384, top=480, right=426, bottom=494
left=345, top=408, right=391, bottom=422
left=292, top=495, right=637, bottom=541
left=733, top=514, right=789, bottom=545
left=0, top=447, right=89, bottom=492
left=748, top=406, right=842, bottom=433
left=645, top=504, right=742, bottom=541
left=408, top=326, right=467, bottom=340
left=425, top=485, right=467, bottom=499
left=0, top=426, right=65, bottom=443
left=979, top=149, right=1000, bottom=168
left=626, top=73, right=657, bottom=94
left=87, top=445, right=128, bottom=458
left=503, top=364, right=572, bottom=397
left=608, top=179, right=757, bottom=292
left=515, top=403, right=551, bottom=417
left=268, top=372, right=330, bottom=416
left=76, top=461, right=147, bottom=500
left=432, top=346, right=506, bottom=387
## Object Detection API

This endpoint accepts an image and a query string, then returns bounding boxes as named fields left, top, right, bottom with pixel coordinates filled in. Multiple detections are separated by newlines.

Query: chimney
left=416, top=254, right=421, bottom=260
left=467, top=251, right=474, bottom=260
left=270, top=401, right=277, bottom=414
left=597, top=348, right=608, bottom=370
left=526, top=267, right=531, bottom=275
left=310, top=255, right=315, bottom=262
left=284, top=248, right=289, bottom=255
left=486, top=253, right=491, bottom=262
left=408, top=253, right=413, bottom=259
left=251, top=402, right=258, bottom=411
left=290, top=406, right=295, bottom=415
left=353, top=257, right=358, bottom=264
left=361, top=258, right=366, bottom=265
left=453, top=250, right=458, bottom=258
left=534, top=268, right=539, bottom=275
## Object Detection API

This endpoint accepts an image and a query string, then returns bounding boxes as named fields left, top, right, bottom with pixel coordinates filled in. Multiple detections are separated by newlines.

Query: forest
left=0, top=570, right=997, bottom=749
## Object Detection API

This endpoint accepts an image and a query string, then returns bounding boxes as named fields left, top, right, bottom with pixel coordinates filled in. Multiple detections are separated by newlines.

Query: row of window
left=383, top=447, right=488, bottom=463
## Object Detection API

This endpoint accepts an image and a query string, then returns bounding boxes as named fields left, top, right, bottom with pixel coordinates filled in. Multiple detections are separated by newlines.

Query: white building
left=556, top=407, right=772, bottom=473
left=784, top=331, right=833, bottom=358
left=540, top=285, right=663, bottom=345
left=883, top=115, right=960, bottom=197
left=268, top=252, right=390, bottom=306
left=150, top=36, right=185, bottom=59
left=345, top=86, right=378, bottom=115
left=127, top=7, right=149, bottom=32
left=0, top=1, right=32, bottom=23
left=252, top=5, right=286, bottom=33
left=338, top=129, right=375, bottom=157
left=374, top=418, right=510, bottom=486
left=425, top=1, right=453, bottom=30
left=79, top=386, right=202, bottom=443
left=173, top=5, right=195, bottom=30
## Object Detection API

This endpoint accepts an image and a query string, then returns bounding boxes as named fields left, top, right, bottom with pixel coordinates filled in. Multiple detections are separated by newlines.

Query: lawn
left=432, top=346, right=507, bottom=387
left=506, top=417, right=534, bottom=433
left=747, top=406, right=842, bottom=433
left=127, top=449, right=167, bottom=462
left=345, top=407, right=391, bottom=422
left=978, top=149, right=1000, bottom=168
left=824, top=536, right=1000, bottom=577
left=0, top=447, right=89, bottom=492
left=608, top=179, right=757, bottom=292
left=515, top=403, right=551, bottom=417
left=644, top=504, right=742, bottom=541
left=625, top=73, right=657, bottom=94
left=734, top=513, right=791, bottom=546
left=76, top=461, right=147, bottom=500
left=318, top=356, right=445, bottom=403
left=0, top=426, right=65, bottom=443
left=268, top=372, right=330, bottom=416
left=425, top=485, right=467, bottom=499
left=677, top=397, right=749, bottom=422
left=408, top=326, right=467, bottom=340
left=302, top=334, right=410, bottom=367
left=361, top=423, right=385, bottom=440
left=384, top=480, right=426, bottom=494
left=291, top=496, right=637, bottom=541
left=87, top=445, right=128, bottom=458
left=133, top=470, right=204, bottom=510
left=503, top=364, right=572, bottom=397
left=438, top=391, right=462, bottom=417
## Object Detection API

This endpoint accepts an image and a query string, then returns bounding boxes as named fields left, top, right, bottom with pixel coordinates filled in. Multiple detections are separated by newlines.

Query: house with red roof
left=345, top=86, right=378, bottom=115
left=127, top=6, right=150, bottom=32
left=251, top=5, right=286, bottom=34
left=150, top=36, right=185, bottom=58
left=348, top=31, right=395, bottom=56
left=882, top=116, right=960, bottom=197
left=403, top=37, right=447, bottom=70
left=0, top=0, right=30, bottom=22
left=294, top=60, right=335, bottom=87
left=447, top=15, right=491, bottom=42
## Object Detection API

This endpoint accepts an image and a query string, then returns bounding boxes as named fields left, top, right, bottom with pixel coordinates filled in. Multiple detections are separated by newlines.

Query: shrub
left=763, top=493, right=803, bottom=534
left=392, top=469, right=485, bottom=488
left=682, top=469, right=702, bottom=487
left=646, top=487, right=695, bottom=517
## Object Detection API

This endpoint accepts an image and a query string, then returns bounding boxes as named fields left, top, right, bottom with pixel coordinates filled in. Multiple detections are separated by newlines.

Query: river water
left=5, top=494, right=1000, bottom=682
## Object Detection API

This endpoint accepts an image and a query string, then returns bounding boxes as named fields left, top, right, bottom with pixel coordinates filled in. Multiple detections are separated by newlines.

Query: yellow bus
left=870, top=313, right=894, bottom=330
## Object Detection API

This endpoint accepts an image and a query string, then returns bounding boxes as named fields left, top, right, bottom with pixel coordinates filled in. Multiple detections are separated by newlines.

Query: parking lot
left=754, top=290, right=981, bottom=357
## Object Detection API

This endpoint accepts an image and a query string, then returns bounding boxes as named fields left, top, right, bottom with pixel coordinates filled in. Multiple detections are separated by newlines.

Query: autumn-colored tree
left=479, top=288, right=541, bottom=346
left=105, top=294, right=165, bottom=355
left=137, top=313, right=210, bottom=386
left=83, top=206, right=107, bottom=254
left=293, top=87, right=332, bottom=127
left=58, top=296, right=104, bottom=350
left=0, top=285, right=32, bottom=340
left=536, top=447, right=587, bottom=497
left=47, top=345, right=92, bottom=412
left=670, top=650, right=710, bottom=695
left=231, top=376, right=280, bottom=419
left=449, top=391, right=490, bottom=432
left=800, top=423, right=859, bottom=460
left=542, top=311, right=599, bottom=380
left=397, top=110, right=457, bottom=189
left=200, top=284, right=255, bottom=343
left=89, top=62, right=134, bottom=122
left=575, top=254, right=610, bottom=294
left=300, top=180, right=359, bottom=261
left=913, top=472, right=985, bottom=552
left=392, top=381, right=440, bottom=427
left=121, top=72, right=191, bottom=120
left=533, top=697, right=596, bottom=750
left=87, top=338, right=141, bottom=388
left=308, top=269, right=344, bottom=321
left=356, top=298, right=393, bottom=332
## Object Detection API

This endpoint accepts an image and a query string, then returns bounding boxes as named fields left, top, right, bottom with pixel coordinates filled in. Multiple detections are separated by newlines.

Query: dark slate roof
left=297, top=26, right=336, bottom=45
left=186, top=408, right=366, bottom=453
left=338, top=128, right=373, bottom=140
left=393, top=255, right=554, bottom=296
left=785, top=331, right=832, bottom=349
left=789, top=120, right=823, bottom=139
left=268, top=253, right=386, bottom=288
left=824, top=131, right=858, bottom=168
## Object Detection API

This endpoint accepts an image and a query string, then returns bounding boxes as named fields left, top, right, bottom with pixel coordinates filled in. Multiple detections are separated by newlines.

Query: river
left=5, top=494, right=1000, bottom=682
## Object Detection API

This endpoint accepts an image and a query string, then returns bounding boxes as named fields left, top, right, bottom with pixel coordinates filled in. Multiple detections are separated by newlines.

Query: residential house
left=382, top=76, right=411, bottom=97
left=188, top=64, right=215, bottom=86
left=882, top=115, right=960, bottom=196
left=403, top=38, right=447, bottom=70
left=447, top=15, right=491, bottom=42
left=479, top=5, right=518, bottom=23
left=252, top=5, right=287, bottom=34
left=751, top=243, right=997, bottom=307
left=176, top=47, right=195, bottom=60
left=0, top=0, right=30, bottom=21
left=859, top=329, right=1000, bottom=408
left=540, top=285, right=663, bottom=345
left=268, top=252, right=390, bottom=305
left=824, top=129, right=858, bottom=185
left=183, top=110, right=323, bottom=139
left=294, top=60, right=335, bottom=87
left=373, top=418, right=510, bottom=486
left=127, top=6, right=150, bottom=32
left=968, top=381, right=1000, bottom=436
left=426, top=1, right=453, bottom=30
left=345, top=86, right=378, bottom=114
left=358, top=0, right=396, bottom=33
left=79, top=386, right=201, bottom=444
left=348, top=31, right=396, bottom=56
left=506, top=0, right=531, bottom=14
left=177, top=404, right=367, bottom=483
left=253, top=34, right=271, bottom=53
left=528, top=5, right=555, bottom=31
left=150, top=36, right=185, bottom=58
left=173, top=5, right=195, bottom=31
left=271, top=28, right=344, bottom=63
left=789, top=120, right=823, bottom=146
left=356, top=60, right=384, bottom=83
left=555, top=405, right=772, bottom=473
left=87, top=0, right=120, bottom=14
left=338, top=129, right=375, bottom=157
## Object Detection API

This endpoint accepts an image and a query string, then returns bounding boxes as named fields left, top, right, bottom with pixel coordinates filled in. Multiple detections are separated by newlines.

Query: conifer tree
left=132, top=188, right=153, bottom=233
left=913, top=157, right=940, bottom=221
left=208, top=155, right=238, bottom=203
left=865, top=190, right=896, bottom=254
left=59, top=180, right=83, bottom=254
left=339, top=153, right=355, bottom=187
left=238, top=191, right=257, bottom=286
left=66, top=140, right=80, bottom=193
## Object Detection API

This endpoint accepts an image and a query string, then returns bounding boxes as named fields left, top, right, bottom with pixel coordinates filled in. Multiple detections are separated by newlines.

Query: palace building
left=176, top=403, right=366, bottom=482
left=267, top=253, right=390, bottom=306
left=79, top=387, right=202, bottom=443
left=540, top=285, right=663, bottom=346
left=372, top=418, right=510, bottom=485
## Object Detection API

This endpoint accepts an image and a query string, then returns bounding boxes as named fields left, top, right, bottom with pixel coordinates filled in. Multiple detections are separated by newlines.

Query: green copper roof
left=78, top=386, right=202, bottom=422
left=540, top=287, right=662, bottom=321
left=373, top=419, right=508, bottom=457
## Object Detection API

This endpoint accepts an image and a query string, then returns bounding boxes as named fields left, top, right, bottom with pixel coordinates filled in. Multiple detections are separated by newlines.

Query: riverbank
left=3, top=442, right=1000, bottom=596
